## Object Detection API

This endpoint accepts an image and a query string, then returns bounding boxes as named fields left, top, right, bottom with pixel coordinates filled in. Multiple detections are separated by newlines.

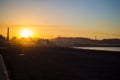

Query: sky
left=0, top=0, right=120, bottom=39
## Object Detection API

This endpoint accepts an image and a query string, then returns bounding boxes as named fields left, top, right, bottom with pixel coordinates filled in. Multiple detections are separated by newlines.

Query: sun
left=20, top=29, right=33, bottom=38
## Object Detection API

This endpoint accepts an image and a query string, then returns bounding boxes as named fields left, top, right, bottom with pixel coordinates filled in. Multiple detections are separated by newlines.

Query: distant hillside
left=52, top=37, right=120, bottom=47
left=100, top=39, right=120, bottom=44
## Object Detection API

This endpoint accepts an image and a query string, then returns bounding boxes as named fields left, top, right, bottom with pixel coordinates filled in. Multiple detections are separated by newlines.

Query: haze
left=0, top=0, right=120, bottom=39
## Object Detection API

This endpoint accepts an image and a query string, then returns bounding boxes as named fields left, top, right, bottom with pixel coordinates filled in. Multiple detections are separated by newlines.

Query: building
left=0, top=35, right=6, bottom=46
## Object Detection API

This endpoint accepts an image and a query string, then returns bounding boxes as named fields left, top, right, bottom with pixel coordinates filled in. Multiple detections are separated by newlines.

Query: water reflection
left=74, top=47, right=120, bottom=52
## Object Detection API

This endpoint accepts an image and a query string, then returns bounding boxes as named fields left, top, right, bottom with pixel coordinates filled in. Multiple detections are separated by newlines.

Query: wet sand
left=0, top=46, right=120, bottom=80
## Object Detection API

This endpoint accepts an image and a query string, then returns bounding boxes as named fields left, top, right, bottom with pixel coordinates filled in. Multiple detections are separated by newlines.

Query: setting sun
left=20, top=29, right=33, bottom=38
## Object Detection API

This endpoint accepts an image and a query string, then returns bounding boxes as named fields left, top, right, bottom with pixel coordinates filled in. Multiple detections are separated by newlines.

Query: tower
left=7, top=27, right=9, bottom=42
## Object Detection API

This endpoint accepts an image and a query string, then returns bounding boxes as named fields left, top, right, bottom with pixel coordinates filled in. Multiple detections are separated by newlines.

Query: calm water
left=74, top=47, right=120, bottom=52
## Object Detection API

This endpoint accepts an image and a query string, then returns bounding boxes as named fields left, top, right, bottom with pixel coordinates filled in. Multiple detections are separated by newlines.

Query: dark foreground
left=0, top=46, right=120, bottom=80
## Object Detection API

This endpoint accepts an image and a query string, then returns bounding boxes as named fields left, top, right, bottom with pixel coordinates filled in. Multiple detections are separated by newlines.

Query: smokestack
left=7, top=27, right=9, bottom=42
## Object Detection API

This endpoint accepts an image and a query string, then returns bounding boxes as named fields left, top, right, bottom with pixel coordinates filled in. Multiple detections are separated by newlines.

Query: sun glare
left=20, top=29, right=32, bottom=38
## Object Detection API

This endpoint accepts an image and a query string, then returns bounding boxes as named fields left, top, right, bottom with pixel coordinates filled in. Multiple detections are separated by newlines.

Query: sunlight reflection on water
left=74, top=47, right=120, bottom=52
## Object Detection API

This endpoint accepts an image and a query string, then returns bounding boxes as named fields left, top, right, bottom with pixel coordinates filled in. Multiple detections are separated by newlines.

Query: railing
left=0, top=55, right=9, bottom=80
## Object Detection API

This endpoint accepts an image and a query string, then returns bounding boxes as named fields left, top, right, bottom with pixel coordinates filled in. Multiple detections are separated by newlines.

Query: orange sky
left=0, top=24, right=120, bottom=40
left=0, top=0, right=120, bottom=39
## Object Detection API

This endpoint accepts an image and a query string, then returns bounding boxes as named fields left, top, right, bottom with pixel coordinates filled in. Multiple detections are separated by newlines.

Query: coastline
left=73, top=47, right=120, bottom=52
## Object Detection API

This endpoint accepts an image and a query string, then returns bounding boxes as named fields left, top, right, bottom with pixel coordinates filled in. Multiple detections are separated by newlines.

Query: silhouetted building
left=37, top=39, right=49, bottom=46
left=0, top=35, right=6, bottom=46
left=10, top=37, right=19, bottom=45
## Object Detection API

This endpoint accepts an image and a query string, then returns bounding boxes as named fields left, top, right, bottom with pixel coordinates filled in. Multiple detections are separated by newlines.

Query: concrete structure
left=0, top=55, right=9, bottom=80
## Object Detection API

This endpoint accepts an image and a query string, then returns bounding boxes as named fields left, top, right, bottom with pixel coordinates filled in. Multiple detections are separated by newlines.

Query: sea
left=74, top=47, right=120, bottom=52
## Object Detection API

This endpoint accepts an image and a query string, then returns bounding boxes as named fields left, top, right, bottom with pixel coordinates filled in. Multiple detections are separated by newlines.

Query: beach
left=0, top=46, right=120, bottom=80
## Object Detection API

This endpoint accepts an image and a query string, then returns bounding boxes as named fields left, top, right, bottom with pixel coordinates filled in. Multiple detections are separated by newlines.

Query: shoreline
left=73, top=47, right=120, bottom=52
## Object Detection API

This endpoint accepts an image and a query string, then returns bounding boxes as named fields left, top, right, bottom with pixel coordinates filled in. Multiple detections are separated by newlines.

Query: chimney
left=7, top=27, right=9, bottom=42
